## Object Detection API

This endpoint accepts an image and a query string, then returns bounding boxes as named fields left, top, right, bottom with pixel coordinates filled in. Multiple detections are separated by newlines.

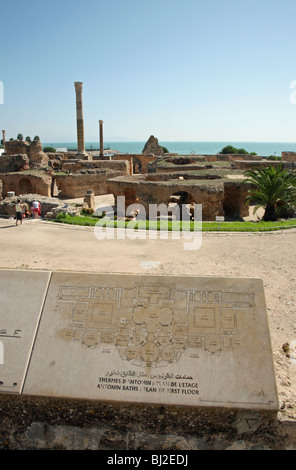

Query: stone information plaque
left=0, top=269, right=51, bottom=394
left=23, top=272, right=279, bottom=410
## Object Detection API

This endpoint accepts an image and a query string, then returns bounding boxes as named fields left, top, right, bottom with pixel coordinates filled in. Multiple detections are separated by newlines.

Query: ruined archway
left=132, top=157, right=142, bottom=174
left=169, top=191, right=196, bottom=221
left=19, top=178, right=34, bottom=195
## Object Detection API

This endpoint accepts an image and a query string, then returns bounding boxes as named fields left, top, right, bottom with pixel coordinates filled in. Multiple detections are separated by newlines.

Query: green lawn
left=52, top=213, right=296, bottom=232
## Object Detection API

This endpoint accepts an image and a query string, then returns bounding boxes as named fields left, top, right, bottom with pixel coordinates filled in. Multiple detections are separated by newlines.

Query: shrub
left=276, top=203, right=295, bottom=219
left=43, top=146, right=56, bottom=153
left=17, top=133, right=23, bottom=141
left=220, top=145, right=256, bottom=155
left=236, top=148, right=249, bottom=155
left=81, top=208, right=94, bottom=216
left=267, top=155, right=282, bottom=161
left=56, top=212, right=67, bottom=219
left=219, top=145, right=238, bottom=154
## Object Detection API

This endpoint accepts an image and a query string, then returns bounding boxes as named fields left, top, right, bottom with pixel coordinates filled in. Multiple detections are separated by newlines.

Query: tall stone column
left=99, top=120, right=104, bottom=158
left=2, top=130, right=5, bottom=146
left=74, top=82, right=87, bottom=158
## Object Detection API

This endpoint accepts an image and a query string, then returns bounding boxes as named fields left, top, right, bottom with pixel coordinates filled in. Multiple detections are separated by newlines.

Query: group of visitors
left=15, top=199, right=41, bottom=225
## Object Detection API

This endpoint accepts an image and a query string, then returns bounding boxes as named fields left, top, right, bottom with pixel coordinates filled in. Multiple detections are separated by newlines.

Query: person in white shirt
left=32, top=199, right=40, bottom=219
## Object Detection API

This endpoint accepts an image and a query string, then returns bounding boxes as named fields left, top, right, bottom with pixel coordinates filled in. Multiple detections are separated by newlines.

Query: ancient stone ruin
left=0, top=79, right=293, bottom=221
left=1, top=132, right=293, bottom=220
left=142, top=135, right=164, bottom=156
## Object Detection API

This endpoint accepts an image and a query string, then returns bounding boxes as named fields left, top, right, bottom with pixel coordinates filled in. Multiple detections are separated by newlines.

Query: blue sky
left=1, top=0, right=296, bottom=143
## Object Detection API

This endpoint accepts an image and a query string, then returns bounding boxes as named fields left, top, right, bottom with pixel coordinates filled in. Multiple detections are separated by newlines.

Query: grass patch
left=53, top=213, right=296, bottom=232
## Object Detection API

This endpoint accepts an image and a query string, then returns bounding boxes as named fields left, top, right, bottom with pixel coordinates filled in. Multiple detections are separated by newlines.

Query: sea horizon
left=43, top=141, right=296, bottom=157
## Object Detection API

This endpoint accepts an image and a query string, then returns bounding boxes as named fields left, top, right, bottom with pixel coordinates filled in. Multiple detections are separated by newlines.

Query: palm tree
left=244, top=165, right=296, bottom=221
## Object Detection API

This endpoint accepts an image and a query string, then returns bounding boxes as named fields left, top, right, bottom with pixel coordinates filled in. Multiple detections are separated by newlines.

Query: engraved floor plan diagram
left=57, top=281, right=255, bottom=368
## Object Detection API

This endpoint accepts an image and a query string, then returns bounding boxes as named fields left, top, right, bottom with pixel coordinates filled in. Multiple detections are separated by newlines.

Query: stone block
left=0, top=154, right=30, bottom=172
left=0, top=270, right=51, bottom=394
left=22, top=272, right=279, bottom=411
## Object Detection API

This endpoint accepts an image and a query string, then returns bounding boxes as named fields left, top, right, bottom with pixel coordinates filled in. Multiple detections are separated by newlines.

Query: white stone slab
left=0, top=270, right=51, bottom=394
left=23, top=272, right=279, bottom=410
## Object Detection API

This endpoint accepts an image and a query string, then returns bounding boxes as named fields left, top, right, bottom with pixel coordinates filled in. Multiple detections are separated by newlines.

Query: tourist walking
left=15, top=199, right=23, bottom=226
left=32, top=199, right=40, bottom=218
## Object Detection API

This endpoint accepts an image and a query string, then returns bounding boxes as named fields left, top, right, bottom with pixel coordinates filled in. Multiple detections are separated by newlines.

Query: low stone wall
left=151, top=164, right=219, bottom=173
left=61, top=159, right=130, bottom=175
left=233, top=160, right=282, bottom=170
left=282, top=151, right=296, bottom=162
left=145, top=171, right=223, bottom=182
left=202, top=154, right=263, bottom=162
left=0, top=194, right=62, bottom=217
left=55, top=171, right=122, bottom=198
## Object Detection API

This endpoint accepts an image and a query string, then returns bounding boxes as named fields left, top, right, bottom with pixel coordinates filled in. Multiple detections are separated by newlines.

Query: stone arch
left=132, top=157, right=142, bottom=174
left=19, top=178, right=34, bottom=195
left=168, top=191, right=196, bottom=220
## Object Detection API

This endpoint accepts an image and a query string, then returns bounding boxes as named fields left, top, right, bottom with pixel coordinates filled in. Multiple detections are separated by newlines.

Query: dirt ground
left=0, top=195, right=295, bottom=421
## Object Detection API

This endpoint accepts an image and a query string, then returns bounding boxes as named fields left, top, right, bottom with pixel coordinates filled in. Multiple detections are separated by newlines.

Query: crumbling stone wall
left=233, top=160, right=278, bottom=170
left=0, top=194, right=62, bottom=217
left=28, top=139, right=49, bottom=168
left=0, top=173, right=52, bottom=197
left=222, top=181, right=251, bottom=219
left=61, top=159, right=130, bottom=175
left=4, top=140, right=30, bottom=156
left=282, top=151, right=296, bottom=162
left=107, top=175, right=254, bottom=221
left=112, top=154, right=159, bottom=174
left=55, top=171, right=122, bottom=198
left=142, top=136, right=164, bottom=156
left=0, top=154, right=30, bottom=173
left=4, top=139, right=48, bottom=169
left=107, top=177, right=226, bottom=221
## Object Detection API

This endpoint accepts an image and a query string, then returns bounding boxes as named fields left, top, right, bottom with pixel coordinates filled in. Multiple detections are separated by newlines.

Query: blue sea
left=43, top=141, right=296, bottom=157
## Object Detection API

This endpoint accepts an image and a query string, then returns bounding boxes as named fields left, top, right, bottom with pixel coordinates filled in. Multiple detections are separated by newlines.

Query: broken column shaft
left=74, top=82, right=86, bottom=157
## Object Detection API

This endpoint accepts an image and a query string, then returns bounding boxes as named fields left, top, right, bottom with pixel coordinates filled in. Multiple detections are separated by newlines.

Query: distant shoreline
left=43, top=141, right=296, bottom=157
